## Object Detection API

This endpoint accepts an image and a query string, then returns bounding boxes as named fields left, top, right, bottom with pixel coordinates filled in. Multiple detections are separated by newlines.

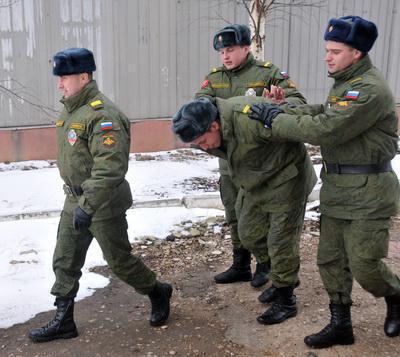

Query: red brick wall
left=0, top=119, right=186, bottom=162
left=2, top=109, right=399, bottom=163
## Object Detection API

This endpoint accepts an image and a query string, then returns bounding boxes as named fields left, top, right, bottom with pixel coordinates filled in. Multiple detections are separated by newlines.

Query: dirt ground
left=1, top=214, right=400, bottom=357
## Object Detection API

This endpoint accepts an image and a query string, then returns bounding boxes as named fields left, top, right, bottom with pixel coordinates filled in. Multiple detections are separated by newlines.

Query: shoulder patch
left=100, top=121, right=113, bottom=131
left=200, top=79, right=210, bottom=89
left=89, top=99, right=104, bottom=109
left=55, top=120, right=64, bottom=127
left=70, top=123, right=86, bottom=130
left=280, top=71, right=289, bottom=78
left=287, top=79, right=296, bottom=88
left=102, top=133, right=116, bottom=147
left=334, top=101, right=351, bottom=110
left=344, top=90, right=360, bottom=100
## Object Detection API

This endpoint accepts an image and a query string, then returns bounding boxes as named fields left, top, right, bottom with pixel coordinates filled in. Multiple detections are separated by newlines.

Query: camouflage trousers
left=219, top=173, right=241, bottom=249
left=220, top=172, right=271, bottom=267
left=237, top=193, right=304, bottom=287
left=318, top=214, right=400, bottom=305
left=51, top=209, right=156, bottom=298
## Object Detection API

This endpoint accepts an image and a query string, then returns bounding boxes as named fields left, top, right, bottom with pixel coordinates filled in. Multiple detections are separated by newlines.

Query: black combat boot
left=28, top=297, right=78, bottom=343
left=148, top=281, right=173, bottom=326
left=258, top=280, right=300, bottom=304
left=256, top=286, right=297, bottom=325
left=384, top=295, right=400, bottom=337
left=304, top=303, right=355, bottom=348
left=214, top=248, right=252, bottom=284
left=250, top=262, right=270, bottom=288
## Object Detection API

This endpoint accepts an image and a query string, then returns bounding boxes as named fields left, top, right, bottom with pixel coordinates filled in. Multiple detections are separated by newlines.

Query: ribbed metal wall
left=0, top=0, right=398, bottom=128
left=264, top=0, right=398, bottom=104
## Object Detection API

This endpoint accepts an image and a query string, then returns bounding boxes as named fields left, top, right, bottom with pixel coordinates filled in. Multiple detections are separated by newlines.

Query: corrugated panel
left=0, top=0, right=399, bottom=128
left=265, top=0, right=397, bottom=104
left=387, top=0, right=400, bottom=103
left=176, top=0, right=247, bottom=106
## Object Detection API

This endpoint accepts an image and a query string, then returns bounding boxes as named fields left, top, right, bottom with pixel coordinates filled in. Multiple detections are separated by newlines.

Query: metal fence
left=0, top=0, right=398, bottom=128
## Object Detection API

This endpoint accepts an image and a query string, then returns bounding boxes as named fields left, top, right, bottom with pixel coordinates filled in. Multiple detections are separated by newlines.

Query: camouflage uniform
left=29, top=48, right=171, bottom=344
left=53, top=80, right=156, bottom=298
left=271, top=54, right=400, bottom=304
left=213, top=95, right=316, bottom=286
left=196, top=53, right=306, bottom=258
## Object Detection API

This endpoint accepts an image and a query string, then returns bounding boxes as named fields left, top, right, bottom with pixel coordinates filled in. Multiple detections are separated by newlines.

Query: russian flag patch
left=345, top=90, right=360, bottom=100
left=100, top=121, right=113, bottom=131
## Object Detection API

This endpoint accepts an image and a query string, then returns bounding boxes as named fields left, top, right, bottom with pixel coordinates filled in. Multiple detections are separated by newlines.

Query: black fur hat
left=53, top=48, right=96, bottom=76
left=324, top=16, right=378, bottom=53
left=172, top=98, right=218, bottom=143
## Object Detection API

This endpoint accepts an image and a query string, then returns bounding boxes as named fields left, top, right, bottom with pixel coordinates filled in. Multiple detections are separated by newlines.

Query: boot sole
left=214, top=273, right=252, bottom=284
left=305, top=337, right=355, bottom=349
left=384, top=331, right=400, bottom=337
left=29, top=330, right=78, bottom=343
left=150, top=284, right=173, bottom=327
left=257, top=310, right=297, bottom=325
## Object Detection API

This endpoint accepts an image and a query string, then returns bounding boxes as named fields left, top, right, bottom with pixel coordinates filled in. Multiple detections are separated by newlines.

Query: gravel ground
left=1, top=214, right=400, bottom=357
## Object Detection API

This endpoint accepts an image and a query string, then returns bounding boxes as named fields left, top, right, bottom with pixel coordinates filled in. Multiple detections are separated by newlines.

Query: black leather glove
left=73, top=206, right=92, bottom=231
left=249, top=103, right=283, bottom=128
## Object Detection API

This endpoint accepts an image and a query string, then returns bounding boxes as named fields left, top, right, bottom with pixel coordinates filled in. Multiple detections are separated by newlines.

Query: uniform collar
left=60, top=80, right=100, bottom=113
left=328, top=55, right=373, bottom=82
left=224, top=53, right=255, bottom=74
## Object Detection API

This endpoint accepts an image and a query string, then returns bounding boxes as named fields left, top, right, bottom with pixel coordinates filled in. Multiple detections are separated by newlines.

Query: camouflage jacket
left=195, top=53, right=307, bottom=175
left=195, top=53, right=306, bottom=104
left=271, top=55, right=399, bottom=219
left=212, top=96, right=316, bottom=212
left=56, top=80, right=132, bottom=220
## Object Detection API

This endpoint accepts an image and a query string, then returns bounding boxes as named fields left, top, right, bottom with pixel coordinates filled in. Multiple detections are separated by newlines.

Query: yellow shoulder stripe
left=55, top=120, right=64, bottom=127
left=90, top=100, right=103, bottom=107
left=242, top=105, right=251, bottom=114
left=348, top=77, right=362, bottom=84
left=263, top=61, right=271, bottom=67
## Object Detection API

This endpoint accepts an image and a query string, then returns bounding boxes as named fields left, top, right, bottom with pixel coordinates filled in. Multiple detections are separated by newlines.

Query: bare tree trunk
left=249, top=0, right=266, bottom=60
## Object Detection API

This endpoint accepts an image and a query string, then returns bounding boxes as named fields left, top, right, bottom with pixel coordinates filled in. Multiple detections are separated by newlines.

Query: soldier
left=195, top=24, right=307, bottom=290
left=28, top=48, right=172, bottom=343
left=171, top=96, right=316, bottom=325
left=248, top=16, right=400, bottom=347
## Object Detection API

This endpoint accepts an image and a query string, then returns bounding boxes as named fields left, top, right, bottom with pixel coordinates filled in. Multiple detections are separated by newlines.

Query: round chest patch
left=68, top=129, right=77, bottom=146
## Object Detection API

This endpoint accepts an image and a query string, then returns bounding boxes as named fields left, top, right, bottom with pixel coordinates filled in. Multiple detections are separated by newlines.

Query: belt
left=323, top=161, right=393, bottom=174
left=63, top=184, right=84, bottom=196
